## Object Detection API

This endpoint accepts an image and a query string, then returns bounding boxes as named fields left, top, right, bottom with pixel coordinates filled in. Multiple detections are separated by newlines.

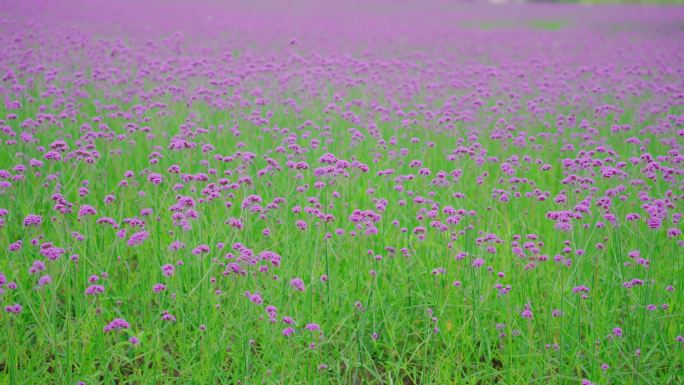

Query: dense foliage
left=1, top=2, right=683, bottom=384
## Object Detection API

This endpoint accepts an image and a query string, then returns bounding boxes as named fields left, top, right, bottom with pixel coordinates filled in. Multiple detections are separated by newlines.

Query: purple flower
left=127, top=231, right=149, bottom=246
left=37, top=274, right=52, bottom=287
left=148, top=173, right=163, bottom=185
left=23, top=214, right=42, bottom=227
left=104, top=318, right=130, bottom=333
left=290, top=277, right=305, bottom=292
left=78, top=204, right=97, bottom=218
left=295, top=220, right=307, bottom=230
left=521, top=305, right=533, bottom=319
left=4, top=304, right=22, bottom=315
left=8, top=240, right=22, bottom=252
left=161, top=264, right=175, bottom=277
left=305, top=323, right=321, bottom=332
left=161, top=311, right=176, bottom=322
left=85, top=285, right=105, bottom=295
left=152, top=283, right=167, bottom=293
left=248, top=293, right=263, bottom=304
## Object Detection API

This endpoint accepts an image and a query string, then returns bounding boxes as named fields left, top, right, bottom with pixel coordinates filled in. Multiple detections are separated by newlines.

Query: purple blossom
left=4, top=304, right=22, bottom=315
left=290, top=277, right=305, bottom=292
left=104, top=318, right=130, bottom=333
left=127, top=231, right=150, bottom=246
left=23, top=214, right=42, bottom=227
left=85, top=285, right=105, bottom=295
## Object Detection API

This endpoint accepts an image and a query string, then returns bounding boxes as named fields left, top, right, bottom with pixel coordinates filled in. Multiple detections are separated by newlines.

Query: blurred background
left=501, top=0, right=683, bottom=3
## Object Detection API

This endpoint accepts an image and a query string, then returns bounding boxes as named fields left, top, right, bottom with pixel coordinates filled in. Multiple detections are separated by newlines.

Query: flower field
left=0, top=1, right=683, bottom=384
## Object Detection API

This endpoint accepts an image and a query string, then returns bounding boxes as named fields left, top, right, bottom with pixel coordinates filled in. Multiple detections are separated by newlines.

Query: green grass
left=461, top=20, right=568, bottom=31
left=0, top=21, right=683, bottom=383
left=530, top=20, right=567, bottom=30
left=1, top=88, right=682, bottom=384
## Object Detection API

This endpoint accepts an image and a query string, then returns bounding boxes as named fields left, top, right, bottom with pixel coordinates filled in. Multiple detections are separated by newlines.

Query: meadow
left=0, top=1, right=683, bottom=384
